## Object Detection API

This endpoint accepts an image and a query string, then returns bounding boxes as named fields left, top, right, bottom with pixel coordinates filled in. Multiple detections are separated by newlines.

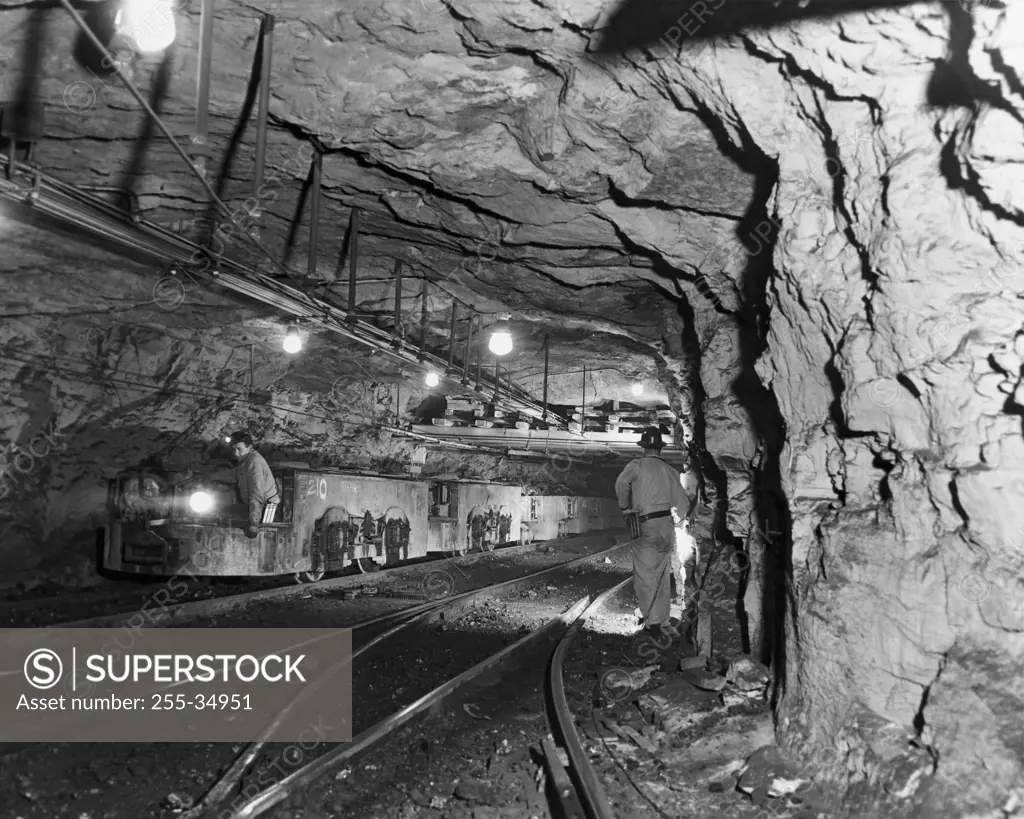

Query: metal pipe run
left=77, top=185, right=141, bottom=220
left=252, top=14, right=274, bottom=200
left=306, top=152, right=322, bottom=280
left=0, top=157, right=566, bottom=427
left=446, top=301, right=457, bottom=371
left=56, top=0, right=294, bottom=281
left=347, top=208, right=359, bottom=321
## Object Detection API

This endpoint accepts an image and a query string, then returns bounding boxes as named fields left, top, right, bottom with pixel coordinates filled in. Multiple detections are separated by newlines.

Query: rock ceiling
left=1, top=0, right=760, bottom=411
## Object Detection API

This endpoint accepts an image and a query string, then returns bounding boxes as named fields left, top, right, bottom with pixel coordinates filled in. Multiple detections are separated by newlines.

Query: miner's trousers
left=631, top=515, right=678, bottom=628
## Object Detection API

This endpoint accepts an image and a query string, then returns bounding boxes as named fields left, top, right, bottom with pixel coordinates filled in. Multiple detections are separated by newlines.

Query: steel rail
left=0, top=161, right=564, bottom=426
left=228, top=594, right=598, bottom=819
left=188, top=538, right=628, bottom=818
left=180, top=593, right=459, bottom=819
left=46, top=531, right=623, bottom=629
left=546, top=577, right=632, bottom=819
left=0, top=539, right=628, bottom=758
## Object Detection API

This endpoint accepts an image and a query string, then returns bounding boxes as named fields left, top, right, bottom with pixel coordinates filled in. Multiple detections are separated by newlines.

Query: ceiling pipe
left=0, top=157, right=566, bottom=427
left=51, top=3, right=558, bottom=425
left=251, top=14, right=274, bottom=205
left=77, top=185, right=141, bottom=221
left=383, top=425, right=592, bottom=465
left=56, top=0, right=292, bottom=281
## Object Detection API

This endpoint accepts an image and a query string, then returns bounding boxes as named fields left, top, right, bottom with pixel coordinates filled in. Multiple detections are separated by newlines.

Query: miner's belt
left=638, top=509, right=672, bottom=523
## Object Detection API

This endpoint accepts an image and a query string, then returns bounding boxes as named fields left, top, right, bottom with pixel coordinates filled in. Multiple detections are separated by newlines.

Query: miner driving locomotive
left=207, top=431, right=281, bottom=538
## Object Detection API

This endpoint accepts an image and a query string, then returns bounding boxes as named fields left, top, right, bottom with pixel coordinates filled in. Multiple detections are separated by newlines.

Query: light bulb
left=115, top=0, right=177, bottom=54
left=488, top=330, right=513, bottom=356
left=283, top=326, right=302, bottom=354
left=425, top=372, right=439, bottom=387
left=631, top=380, right=643, bottom=396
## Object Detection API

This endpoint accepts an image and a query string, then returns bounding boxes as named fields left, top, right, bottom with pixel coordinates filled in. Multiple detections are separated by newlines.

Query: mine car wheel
left=294, top=569, right=325, bottom=584
left=355, top=558, right=380, bottom=574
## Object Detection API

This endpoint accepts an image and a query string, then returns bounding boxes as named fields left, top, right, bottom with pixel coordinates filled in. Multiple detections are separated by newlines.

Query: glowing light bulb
left=425, top=372, right=440, bottom=387
left=489, top=328, right=513, bottom=356
left=488, top=315, right=513, bottom=356
left=115, top=0, right=177, bottom=55
left=283, top=326, right=302, bottom=354
left=631, top=380, right=643, bottom=396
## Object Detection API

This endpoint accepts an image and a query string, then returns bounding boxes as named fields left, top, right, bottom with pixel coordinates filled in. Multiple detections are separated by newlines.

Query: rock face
left=2, top=0, right=1024, bottom=816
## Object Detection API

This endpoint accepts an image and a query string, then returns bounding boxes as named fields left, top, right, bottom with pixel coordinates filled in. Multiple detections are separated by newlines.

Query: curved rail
left=180, top=537, right=629, bottom=818
left=546, top=577, right=632, bottom=819
left=46, top=531, right=622, bottom=629
left=227, top=594, right=594, bottom=819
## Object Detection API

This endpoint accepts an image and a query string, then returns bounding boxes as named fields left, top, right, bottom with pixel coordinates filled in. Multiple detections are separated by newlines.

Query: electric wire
left=57, top=0, right=303, bottom=287
left=0, top=349, right=400, bottom=429
left=44, top=6, right=520, bottom=335
left=0, top=350, right=585, bottom=462
left=3, top=157, right=557, bottom=420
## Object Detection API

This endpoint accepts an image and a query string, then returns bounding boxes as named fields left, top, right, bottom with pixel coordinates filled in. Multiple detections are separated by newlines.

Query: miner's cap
left=638, top=427, right=665, bottom=449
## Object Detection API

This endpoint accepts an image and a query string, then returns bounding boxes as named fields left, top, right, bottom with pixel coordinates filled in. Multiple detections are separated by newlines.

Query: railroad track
left=21, top=531, right=623, bottom=629
left=150, top=539, right=632, bottom=819
left=0, top=533, right=626, bottom=764
left=543, top=578, right=632, bottom=819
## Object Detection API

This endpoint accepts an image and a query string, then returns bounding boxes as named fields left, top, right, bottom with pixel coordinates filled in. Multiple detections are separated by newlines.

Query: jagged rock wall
left=657, top=4, right=1024, bottom=817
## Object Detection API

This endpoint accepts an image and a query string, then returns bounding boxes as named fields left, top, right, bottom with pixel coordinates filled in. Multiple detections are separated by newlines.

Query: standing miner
left=211, top=431, right=281, bottom=538
left=615, top=426, right=693, bottom=639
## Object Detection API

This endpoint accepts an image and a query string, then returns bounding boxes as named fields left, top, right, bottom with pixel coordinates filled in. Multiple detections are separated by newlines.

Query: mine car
left=103, top=462, right=429, bottom=583
left=426, top=480, right=524, bottom=555
left=524, top=494, right=621, bottom=541
left=103, top=463, right=622, bottom=583
left=425, top=480, right=621, bottom=554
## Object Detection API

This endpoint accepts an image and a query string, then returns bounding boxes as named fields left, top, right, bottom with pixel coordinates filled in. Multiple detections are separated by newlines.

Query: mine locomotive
left=103, top=463, right=619, bottom=584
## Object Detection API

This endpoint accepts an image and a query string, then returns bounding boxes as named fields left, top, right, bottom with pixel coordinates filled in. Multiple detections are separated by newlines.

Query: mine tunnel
left=0, top=0, right=1022, bottom=817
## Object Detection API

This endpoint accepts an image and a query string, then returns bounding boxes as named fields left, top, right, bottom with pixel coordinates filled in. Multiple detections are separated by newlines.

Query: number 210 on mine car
left=103, top=464, right=430, bottom=584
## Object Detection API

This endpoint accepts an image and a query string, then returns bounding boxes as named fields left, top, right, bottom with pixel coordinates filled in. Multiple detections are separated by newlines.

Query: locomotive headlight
left=189, top=491, right=214, bottom=514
